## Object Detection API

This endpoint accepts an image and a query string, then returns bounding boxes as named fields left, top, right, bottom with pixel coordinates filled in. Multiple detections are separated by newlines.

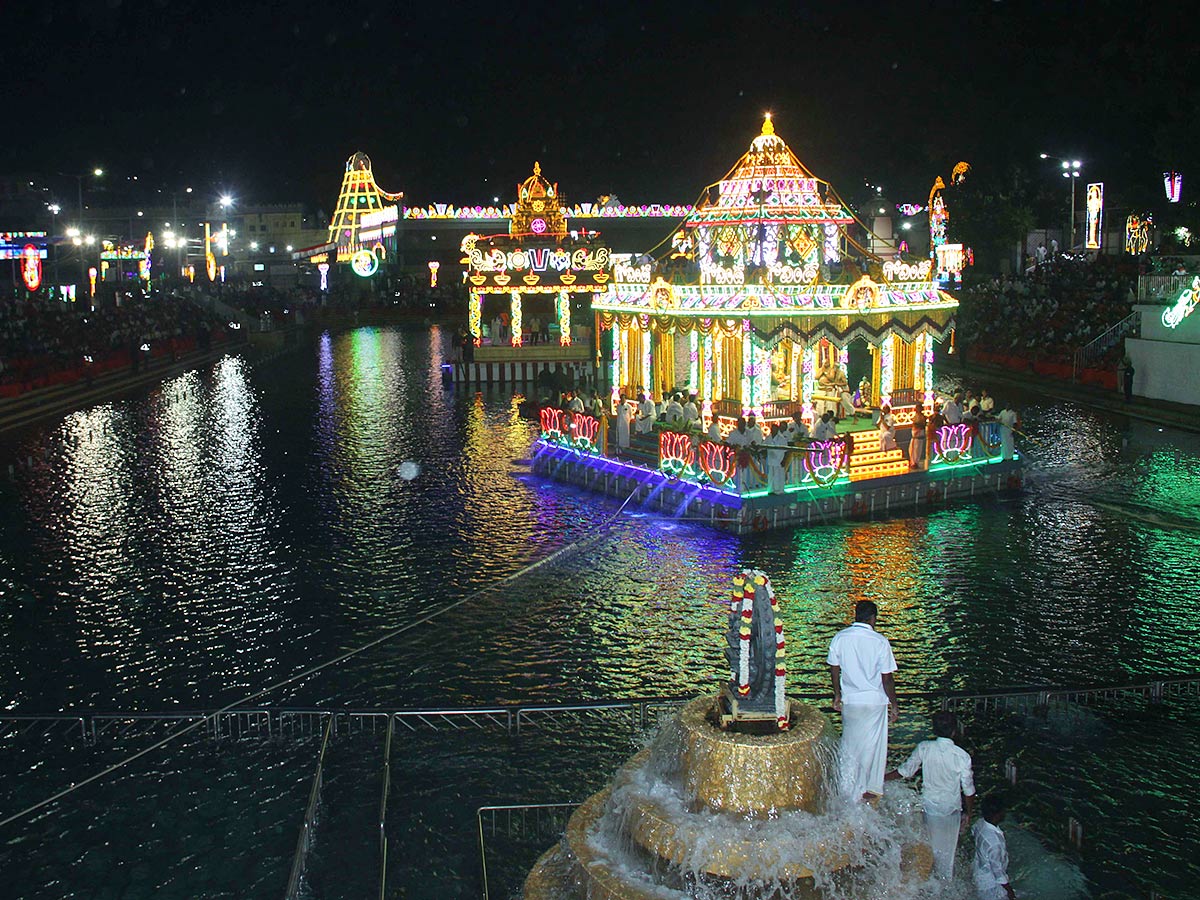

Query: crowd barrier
left=970, top=349, right=1117, bottom=391
left=0, top=330, right=230, bottom=399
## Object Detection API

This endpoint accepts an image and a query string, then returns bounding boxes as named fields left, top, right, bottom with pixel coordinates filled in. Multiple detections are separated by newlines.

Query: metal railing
left=377, top=717, right=393, bottom=900
left=2, top=679, right=1197, bottom=747
left=477, top=803, right=578, bottom=900
left=1137, top=273, right=1193, bottom=303
left=939, top=674, right=1200, bottom=714
left=1071, top=311, right=1139, bottom=381
left=284, top=715, right=334, bottom=900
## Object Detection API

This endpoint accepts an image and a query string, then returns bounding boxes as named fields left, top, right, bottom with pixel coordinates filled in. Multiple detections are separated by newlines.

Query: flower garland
left=735, top=574, right=754, bottom=697
left=768, top=576, right=788, bottom=730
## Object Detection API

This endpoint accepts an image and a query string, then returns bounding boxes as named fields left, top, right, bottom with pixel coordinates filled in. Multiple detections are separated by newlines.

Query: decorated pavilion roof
left=690, top=114, right=854, bottom=227
left=600, top=115, right=951, bottom=324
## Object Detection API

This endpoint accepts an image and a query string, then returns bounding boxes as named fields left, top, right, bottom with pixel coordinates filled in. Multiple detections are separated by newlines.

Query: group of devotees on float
left=829, top=599, right=1016, bottom=900
left=583, top=384, right=1021, bottom=483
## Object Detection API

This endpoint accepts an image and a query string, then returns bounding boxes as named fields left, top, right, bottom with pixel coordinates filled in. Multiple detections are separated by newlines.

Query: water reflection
left=0, top=328, right=1197, bottom=896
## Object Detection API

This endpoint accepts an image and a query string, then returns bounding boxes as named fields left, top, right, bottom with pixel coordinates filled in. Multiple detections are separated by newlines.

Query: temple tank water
left=0, top=326, right=1196, bottom=898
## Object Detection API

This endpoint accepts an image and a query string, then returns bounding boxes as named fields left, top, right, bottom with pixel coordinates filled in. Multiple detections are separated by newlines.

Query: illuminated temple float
left=532, top=116, right=1023, bottom=533
left=455, top=163, right=606, bottom=384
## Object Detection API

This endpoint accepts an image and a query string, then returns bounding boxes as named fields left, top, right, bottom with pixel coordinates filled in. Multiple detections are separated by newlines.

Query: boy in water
left=972, top=793, right=1015, bottom=900
left=885, top=711, right=975, bottom=879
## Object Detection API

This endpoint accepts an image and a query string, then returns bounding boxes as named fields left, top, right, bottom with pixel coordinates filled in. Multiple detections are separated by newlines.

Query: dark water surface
left=0, top=326, right=1197, bottom=898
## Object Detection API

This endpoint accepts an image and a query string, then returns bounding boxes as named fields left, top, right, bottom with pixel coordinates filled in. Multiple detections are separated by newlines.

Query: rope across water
left=0, top=483, right=644, bottom=832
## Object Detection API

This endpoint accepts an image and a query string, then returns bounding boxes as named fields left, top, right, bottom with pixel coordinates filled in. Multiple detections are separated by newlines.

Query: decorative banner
left=21, top=244, right=41, bottom=291
left=186, top=264, right=195, bottom=283
left=1164, top=171, right=1182, bottom=203
left=428, top=260, right=439, bottom=287
left=1162, top=276, right=1199, bottom=330
left=1085, top=183, right=1104, bottom=250
left=896, top=203, right=926, bottom=216
left=318, top=262, right=330, bottom=291
left=350, top=249, right=379, bottom=277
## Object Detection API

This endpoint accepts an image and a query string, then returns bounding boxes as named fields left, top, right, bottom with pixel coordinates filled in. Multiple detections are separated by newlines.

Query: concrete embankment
left=942, top=356, right=1200, bottom=434
left=0, top=339, right=248, bottom=437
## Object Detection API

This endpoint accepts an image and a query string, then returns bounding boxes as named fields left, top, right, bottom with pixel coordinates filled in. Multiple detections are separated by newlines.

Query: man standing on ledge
left=827, top=600, right=898, bottom=801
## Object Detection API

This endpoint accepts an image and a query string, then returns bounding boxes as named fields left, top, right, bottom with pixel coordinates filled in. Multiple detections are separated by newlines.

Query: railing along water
left=283, top=716, right=334, bottom=900
left=1071, top=311, right=1139, bottom=381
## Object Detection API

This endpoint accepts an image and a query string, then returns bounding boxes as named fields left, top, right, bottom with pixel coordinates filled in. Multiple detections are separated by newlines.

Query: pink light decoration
left=1164, top=172, right=1182, bottom=203
left=571, top=413, right=600, bottom=447
left=698, top=441, right=737, bottom=485
left=803, top=439, right=847, bottom=487
left=539, top=407, right=566, bottom=438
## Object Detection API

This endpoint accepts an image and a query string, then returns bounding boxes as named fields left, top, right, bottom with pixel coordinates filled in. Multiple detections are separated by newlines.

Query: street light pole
left=59, top=168, right=103, bottom=290
left=1039, top=154, right=1082, bottom=250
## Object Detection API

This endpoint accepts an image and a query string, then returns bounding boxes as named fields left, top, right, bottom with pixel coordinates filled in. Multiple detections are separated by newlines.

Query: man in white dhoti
left=614, top=394, right=632, bottom=451
left=664, top=393, right=685, bottom=426
left=706, top=418, right=722, bottom=443
left=827, top=600, right=898, bottom=801
left=683, top=394, right=700, bottom=428
left=766, top=424, right=788, bottom=494
left=635, top=393, right=656, bottom=434
left=877, top=405, right=897, bottom=452
left=886, top=711, right=976, bottom=880
left=972, top=795, right=1015, bottom=900
left=998, top=406, right=1018, bottom=461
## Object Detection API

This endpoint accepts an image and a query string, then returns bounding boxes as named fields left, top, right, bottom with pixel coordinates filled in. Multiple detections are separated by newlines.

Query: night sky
left=5, top=1, right=1197, bottom=212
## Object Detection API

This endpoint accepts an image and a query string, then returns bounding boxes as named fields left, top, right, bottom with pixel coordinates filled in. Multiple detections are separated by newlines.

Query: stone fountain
left=524, top=570, right=932, bottom=899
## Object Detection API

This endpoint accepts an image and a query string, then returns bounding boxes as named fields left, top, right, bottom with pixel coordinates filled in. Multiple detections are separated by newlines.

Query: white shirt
left=683, top=401, right=699, bottom=422
left=942, top=399, right=963, bottom=424
left=636, top=399, right=656, bottom=432
left=813, top=419, right=837, bottom=440
left=972, top=819, right=1010, bottom=893
left=827, top=622, right=897, bottom=706
left=897, top=737, right=976, bottom=816
left=787, top=421, right=809, bottom=441
left=979, top=396, right=995, bottom=412
left=568, top=397, right=584, bottom=413
left=725, top=428, right=751, bottom=447
left=665, top=400, right=684, bottom=424
left=706, top=421, right=722, bottom=442
left=998, top=408, right=1017, bottom=428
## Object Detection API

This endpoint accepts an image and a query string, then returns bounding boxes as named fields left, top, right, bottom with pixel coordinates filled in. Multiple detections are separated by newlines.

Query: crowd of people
left=956, top=254, right=1137, bottom=366
left=0, top=269, right=464, bottom=395
left=542, top=380, right=1020, bottom=494
left=0, top=284, right=227, bottom=391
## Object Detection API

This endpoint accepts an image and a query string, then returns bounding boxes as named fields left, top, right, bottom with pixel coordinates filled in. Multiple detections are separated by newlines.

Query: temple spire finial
left=761, top=113, right=774, bottom=136
left=533, top=161, right=541, bottom=177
